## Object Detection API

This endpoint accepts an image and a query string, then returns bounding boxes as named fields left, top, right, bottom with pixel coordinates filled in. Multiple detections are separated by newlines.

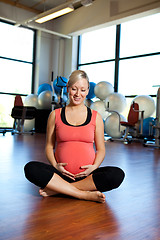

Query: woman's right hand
left=56, top=163, right=75, bottom=180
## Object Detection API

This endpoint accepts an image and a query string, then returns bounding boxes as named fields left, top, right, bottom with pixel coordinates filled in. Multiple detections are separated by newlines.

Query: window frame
left=0, top=19, right=37, bottom=129
left=77, top=16, right=160, bottom=99
left=0, top=19, right=36, bottom=96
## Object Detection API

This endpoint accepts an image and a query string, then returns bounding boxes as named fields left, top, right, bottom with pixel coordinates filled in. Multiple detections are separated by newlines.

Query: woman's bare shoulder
left=48, top=108, right=62, bottom=121
left=48, top=110, right=56, bottom=122
left=95, top=111, right=103, bottom=124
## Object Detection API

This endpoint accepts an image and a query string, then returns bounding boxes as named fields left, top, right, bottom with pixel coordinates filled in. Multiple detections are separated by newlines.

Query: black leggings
left=24, top=161, right=125, bottom=192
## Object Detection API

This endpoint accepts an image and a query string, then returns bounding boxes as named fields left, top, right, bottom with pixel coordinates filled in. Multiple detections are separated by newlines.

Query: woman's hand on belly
left=74, top=164, right=97, bottom=178
left=56, top=163, right=75, bottom=180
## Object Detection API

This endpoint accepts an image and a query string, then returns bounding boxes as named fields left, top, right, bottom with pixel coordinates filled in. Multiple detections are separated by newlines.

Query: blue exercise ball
left=140, top=117, right=155, bottom=137
left=86, top=82, right=96, bottom=99
left=37, top=83, right=52, bottom=95
left=53, top=77, right=68, bottom=94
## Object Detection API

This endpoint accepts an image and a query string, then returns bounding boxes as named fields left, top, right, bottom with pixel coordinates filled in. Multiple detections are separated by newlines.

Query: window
left=118, top=55, right=160, bottom=96
left=78, top=13, right=160, bottom=118
left=80, top=26, right=116, bottom=63
left=0, top=22, right=34, bottom=62
left=119, top=13, right=160, bottom=96
left=120, top=14, right=160, bottom=58
left=0, top=58, right=33, bottom=95
left=79, top=62, right=115, bottom=86
left=0, top=21, right=36, bottom=128
left=78, top=25, right=116, bottom=86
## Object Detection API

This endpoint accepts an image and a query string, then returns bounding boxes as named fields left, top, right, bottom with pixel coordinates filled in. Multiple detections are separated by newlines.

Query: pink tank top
left=54, top=108, right=97, bottom=175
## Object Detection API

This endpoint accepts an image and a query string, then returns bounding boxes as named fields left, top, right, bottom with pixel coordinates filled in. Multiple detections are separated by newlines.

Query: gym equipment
left=24, top=119, right=35, bottom=132
left=52, top=75, right=68, bottom=109
left=1, top=95, right=23, bottom=136
left=86, top=82, right=96, bottom=99
left=105, top=92, right=127, bottom=113
left=133, top=95, right=156, bottom=119
left=94, top=81, right=114, bottom=100
left=120, top=102, right=144, bottom=142
left=139, top=117, right=155, bottom=137
left=14, top=95, right=23, bottom=106
left=38, top=90, right=52, bottom=110
left=106, top=102, right=144, bottom=143
left=53, top=93, right=58, bottom=103
left=37, top=83, right=53, bottom=95
left=35, top=109, right=51, bottom=133
left=0, top=129, right=6, bottom=136
left=144, top=88, right=160, bottom=148
left=84, top=99, right=93, bottom=108
left=53, top=76, right=68, bottom=94
left=11, top=106, right=36, bottom=135
left=24, top=94, right=39, bottom=108
left=11, top=95, right=36, bottom=135
left=90, top=100, right=109, bottom=120
left=104, top=113, right=126, bottom=138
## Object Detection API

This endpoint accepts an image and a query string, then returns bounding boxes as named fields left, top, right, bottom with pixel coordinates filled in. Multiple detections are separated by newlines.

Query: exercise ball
left=37, top=83, right=53, bottom=95
left=139, top=117, right=155, bottom=137
left=84, top=99, right=93, bottom=108
left=90, top=100, right=109, bottom=120
left=86, top=82, right=96, bottom=99
left=38, top=90, right=52, bottom=109
left=105, top=92, right=127, bottom=113
left=104, top=113, right=126, bottom=138
left=94, top=81, right=114, bottom=100
left=24, top=94, right=38, bottom=108
left=24, top=119, right=35, bottom=132
left=53, top=77, right=68, bottom=94
left=133, top=95, right=156, bottom=119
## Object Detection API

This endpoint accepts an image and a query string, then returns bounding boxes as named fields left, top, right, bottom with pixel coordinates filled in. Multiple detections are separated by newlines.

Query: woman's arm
left=45, top=111, right=57, bottom=167
left=75, top=112, right=105, bottom=178
left=45, top=110, right=75, bottom=180
left=93, top=112, right=106, bottom=167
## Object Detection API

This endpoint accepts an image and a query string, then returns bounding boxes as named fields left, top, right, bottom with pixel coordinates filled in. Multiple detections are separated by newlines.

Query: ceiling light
left=35, top=5, right=74, bottom=23
left=81, top=0, right=93, bottom=7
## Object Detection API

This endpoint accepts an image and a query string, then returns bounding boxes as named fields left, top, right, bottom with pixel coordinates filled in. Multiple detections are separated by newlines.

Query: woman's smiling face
left=68, top=78, right=89, bottom=105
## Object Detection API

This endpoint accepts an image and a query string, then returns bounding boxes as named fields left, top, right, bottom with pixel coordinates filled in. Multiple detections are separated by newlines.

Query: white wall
left=34, top=31, right=61, bottom=93
left=64, top=36, right=79, bottom=79
left=34, top=33, right=78, bottom=94
left=34, top=32, right=76, bottom=93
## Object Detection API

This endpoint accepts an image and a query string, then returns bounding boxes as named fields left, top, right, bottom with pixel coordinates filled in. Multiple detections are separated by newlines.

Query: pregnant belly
left=55, top=141, right=95, bottom=175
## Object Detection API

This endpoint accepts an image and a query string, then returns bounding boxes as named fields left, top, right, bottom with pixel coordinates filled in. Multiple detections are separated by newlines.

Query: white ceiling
left=19, top=0, right=71, bottom=11
left=0, top=0, right=87, bottom=14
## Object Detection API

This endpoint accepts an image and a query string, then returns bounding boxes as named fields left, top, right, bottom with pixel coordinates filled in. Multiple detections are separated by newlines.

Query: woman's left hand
left=74, top=165, right=97, bottom=178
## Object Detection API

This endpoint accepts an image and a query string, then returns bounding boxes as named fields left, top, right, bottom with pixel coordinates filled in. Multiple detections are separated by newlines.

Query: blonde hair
left=67, top=70, right=90, bottom=89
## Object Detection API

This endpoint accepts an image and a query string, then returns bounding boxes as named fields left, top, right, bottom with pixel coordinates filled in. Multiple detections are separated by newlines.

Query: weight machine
left=144, top=87, right=160, bottom=148
left=106, top=101, right=144, bottom=144
left=50, top=71, right=67, bottom=110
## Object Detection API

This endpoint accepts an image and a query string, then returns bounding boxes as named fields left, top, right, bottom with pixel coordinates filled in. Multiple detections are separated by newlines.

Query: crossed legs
left=24, top=161, right=125, bottom=203
left=39, top=173, right=106, bottom=203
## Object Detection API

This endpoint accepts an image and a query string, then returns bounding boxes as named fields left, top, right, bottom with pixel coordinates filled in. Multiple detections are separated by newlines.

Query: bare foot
left=81, top=191, right=106, bottom=203
left=39, top=188, right=58, bottom=197
left=39, top=188, right=106, bottom=203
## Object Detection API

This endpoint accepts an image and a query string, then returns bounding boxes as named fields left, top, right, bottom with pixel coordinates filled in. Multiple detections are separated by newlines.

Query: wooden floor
left=0, top=133, right=160, bottom=240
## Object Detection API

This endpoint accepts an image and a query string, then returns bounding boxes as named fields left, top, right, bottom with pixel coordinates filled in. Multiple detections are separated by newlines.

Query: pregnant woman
left=24, top=70, right=125, bottom=203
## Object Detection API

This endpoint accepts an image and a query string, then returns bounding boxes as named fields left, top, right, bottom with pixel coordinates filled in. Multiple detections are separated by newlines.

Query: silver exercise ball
left=94, top=81, right=114, bottom=100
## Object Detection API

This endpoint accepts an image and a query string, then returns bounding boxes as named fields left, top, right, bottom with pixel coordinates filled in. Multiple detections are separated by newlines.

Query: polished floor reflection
left=0, top=134, right=160, bottom=240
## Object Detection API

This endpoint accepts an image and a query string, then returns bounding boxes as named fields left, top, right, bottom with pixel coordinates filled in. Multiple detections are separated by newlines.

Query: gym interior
left=0, top=0, right=160, bottom=239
